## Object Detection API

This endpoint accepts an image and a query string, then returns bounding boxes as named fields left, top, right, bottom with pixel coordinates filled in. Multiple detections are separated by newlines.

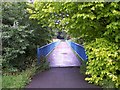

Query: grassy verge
left=2, top=66, right=36, bottom=88
left=2, top=56, right=50, bottom=88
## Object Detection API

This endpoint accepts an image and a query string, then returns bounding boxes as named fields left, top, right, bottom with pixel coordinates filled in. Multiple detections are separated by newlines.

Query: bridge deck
left=47, top=41, right=81, bottom=67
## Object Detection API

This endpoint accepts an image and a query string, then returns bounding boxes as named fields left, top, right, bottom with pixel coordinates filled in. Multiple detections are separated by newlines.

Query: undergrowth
left=2, top=56, right=50, bottom=88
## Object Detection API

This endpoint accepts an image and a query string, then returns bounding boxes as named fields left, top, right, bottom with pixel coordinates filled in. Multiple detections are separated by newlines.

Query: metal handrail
left=66, top=40, right=88, bottom=61
left=37, top=41, right=60, bottom=64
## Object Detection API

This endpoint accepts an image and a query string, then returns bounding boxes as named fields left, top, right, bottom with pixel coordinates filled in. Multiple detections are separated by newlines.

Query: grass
left=2, top=57, right=50, bottom=89
left=0, top=75, right=2, bottom=90
left=2, top=67, right=36, bottom=88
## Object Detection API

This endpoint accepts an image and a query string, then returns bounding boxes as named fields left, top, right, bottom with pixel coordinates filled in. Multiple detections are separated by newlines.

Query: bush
left=80, top=60, right=87, bottom=75
left=2, top=2, right=53, bottom=72
left=2, top=57, right=50, bottom=88
left=2, top=25, right=34, bottom=71
left=2, top=65, right=37, bottom=88
left=35, top=56, right=50, bottom=73
left=85, top=38, right=120, bottom=88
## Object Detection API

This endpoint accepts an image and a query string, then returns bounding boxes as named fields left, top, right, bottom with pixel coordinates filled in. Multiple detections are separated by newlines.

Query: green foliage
left=35, top=56, right=50, bottom=73
left=2, top=2, right=30, bottom=26
left=28, top=2, right=69, bottom=33
left=2, top=57, right=49, bottom=88
left=2, top=66, right=36, bottom=88
left=64, top=2, right=120, bottom=43
left=2, top=2, right=53, bottom=72
left=27, top=2, right=120, bottom=88
left=2, top=2, right=33, bottom=71
left=2, top=2, right=120, bottom=88
left=31, top=2, right=120, bottom=43
left=80, top=60, right=87, bottom=75
left=85, top=38, right=120, bottom=88
left=2, top=25, right=32, bottom=70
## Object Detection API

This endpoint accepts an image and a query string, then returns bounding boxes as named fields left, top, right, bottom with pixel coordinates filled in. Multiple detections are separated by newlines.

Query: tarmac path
left=26, top=68, right=100, bottom=88
left=26, top=41, right=101, bottom=88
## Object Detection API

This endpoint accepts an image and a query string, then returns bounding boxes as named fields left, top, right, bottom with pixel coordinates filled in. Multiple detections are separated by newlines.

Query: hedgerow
left=85, top=38, right=120, bottom=88
left=2, top=2, right=53, bottom=72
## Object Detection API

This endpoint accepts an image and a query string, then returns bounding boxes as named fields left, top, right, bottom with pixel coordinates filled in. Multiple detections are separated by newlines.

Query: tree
left=2, top=2, right=53, bottom=72
left=29, top=2, right=120, bottom=88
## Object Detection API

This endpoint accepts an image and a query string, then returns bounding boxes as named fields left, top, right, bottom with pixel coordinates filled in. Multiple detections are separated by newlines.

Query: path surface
left=26, top=68, right=100, bottom=88
left=26, top=40, right=101, bottom=88
left=47, top=41, right=81, bottom=67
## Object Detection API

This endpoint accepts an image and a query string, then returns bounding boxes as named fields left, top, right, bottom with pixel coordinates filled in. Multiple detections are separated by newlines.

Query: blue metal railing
left=66, top=40, right=88, bottom=61
left=37, top=41, right=60, bottom=64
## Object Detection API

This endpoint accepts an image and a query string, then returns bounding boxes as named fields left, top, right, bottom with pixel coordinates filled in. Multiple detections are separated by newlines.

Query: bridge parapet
left=37, top=41, right=60, bottom=64
left=66, top=40, right=88, bottom=61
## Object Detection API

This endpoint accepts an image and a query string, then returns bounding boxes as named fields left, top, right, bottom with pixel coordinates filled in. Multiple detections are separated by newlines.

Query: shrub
left=80, top=60, right=87, bottom=75
left=2, top=2, right=52, bottom=72
left=35, top=56, right=50, bottom=73
left=2, top=25, right=34, bottom=71
left=85, top=38, right=120, bottom=88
